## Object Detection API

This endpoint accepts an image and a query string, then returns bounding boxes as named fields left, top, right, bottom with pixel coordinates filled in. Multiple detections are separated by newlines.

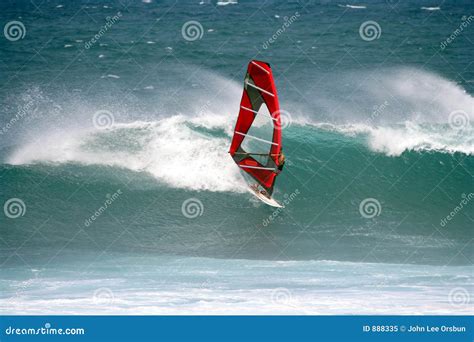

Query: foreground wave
left=6, top=112, right=473, bottom=189
left=1, top=113, right=472, bottom=265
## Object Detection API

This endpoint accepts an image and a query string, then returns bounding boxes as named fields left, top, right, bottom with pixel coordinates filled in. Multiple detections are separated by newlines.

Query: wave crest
left=7, top=115, right=247, bottom=193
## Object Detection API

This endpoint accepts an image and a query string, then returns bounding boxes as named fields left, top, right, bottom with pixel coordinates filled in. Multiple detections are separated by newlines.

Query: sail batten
left=251, top=61, right=270, bottom=74
left=235, top=131, right=278, bottom=146
left=245, top=81, right=275, bottom=97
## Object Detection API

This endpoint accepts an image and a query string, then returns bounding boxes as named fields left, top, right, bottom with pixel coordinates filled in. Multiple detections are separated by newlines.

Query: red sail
left=229, top=60, right=282, bottom=194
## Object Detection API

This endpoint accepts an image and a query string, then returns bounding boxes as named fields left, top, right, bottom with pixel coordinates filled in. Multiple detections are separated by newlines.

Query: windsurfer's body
left=251, top=152, right=285, bottom=199
left=277, top=151, right=285, bottom=172
left=250, top=184, right=269, bottom=198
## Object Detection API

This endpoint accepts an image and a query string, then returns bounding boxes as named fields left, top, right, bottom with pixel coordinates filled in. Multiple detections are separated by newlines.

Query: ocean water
left=1, top=0, right=473, bottom=314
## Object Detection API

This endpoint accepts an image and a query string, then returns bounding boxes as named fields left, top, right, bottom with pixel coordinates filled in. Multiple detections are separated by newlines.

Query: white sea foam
left=301, top=67, right=474, bottom=155
left=8, top=115, right=247, bottom=193
left=315, top=121, right=474, bottom=156
left=217, top=0, right=238, bottom=6
left=2, top=258, right=472, bottom=315
left=6, top=66, right=248, bottom=192
left=5, top=66, right=473, bottom=192
left=421, top=6, right=440, bottom=11
left=101, top=74, right=120, bottom=79
left=338, top=4, right=366, bottom=9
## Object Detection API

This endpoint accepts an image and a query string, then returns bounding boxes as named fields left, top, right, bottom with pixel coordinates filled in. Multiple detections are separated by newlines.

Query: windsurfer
left=250, top=184, right=270, bottom=199
left=277, top=151, right=285, bottom=172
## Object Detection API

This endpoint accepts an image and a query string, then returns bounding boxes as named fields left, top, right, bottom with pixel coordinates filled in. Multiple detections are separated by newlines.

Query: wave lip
left=317, top=121, right=474, bottom=156
left=7, top=115, right=247, bottom=193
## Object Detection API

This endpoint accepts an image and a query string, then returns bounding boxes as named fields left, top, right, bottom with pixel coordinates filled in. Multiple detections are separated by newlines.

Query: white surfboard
left=248, top=187, right=283, bottom=208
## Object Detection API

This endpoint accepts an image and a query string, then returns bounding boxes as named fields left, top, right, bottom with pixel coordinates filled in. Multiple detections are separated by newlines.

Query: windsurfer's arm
left=277, top=152, right=285, bottom=172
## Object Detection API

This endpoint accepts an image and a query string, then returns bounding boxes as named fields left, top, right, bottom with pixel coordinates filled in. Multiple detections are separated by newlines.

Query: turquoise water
left=0, top=0, right=473, bottom=314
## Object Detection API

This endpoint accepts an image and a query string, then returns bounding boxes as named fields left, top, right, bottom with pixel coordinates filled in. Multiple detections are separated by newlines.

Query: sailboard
left=229, top=60, right=284, bottom=208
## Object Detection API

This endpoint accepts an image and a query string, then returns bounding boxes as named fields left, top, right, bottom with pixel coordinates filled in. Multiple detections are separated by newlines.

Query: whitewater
left=5, top=67, right=473, bottom=191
